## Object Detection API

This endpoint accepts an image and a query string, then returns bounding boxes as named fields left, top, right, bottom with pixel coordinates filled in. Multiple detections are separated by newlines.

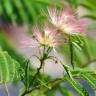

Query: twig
left=25, top=59, right=30, bottom=91
left=48, top=56, right=72, bottom=79
left=30, top=59, right=44, bottom=86
left=21, top=78, right=63, bottom=96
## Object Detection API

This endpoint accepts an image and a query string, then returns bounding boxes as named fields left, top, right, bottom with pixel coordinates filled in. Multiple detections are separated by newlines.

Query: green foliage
left=81, top=73, right=96, bottom=90
left=60, top=36, right=96, bottom=68
left=25, top=90, right=46, bottom=96
left=0, top=0, right=61, bottom=25
left=0, top=32, right=25, bottom=65
left=65, top=0, right=78, bottom=9
left=79, top=0, right=96, bottom=20
left=0, top=49, right=23, bottom=83
left=59, top=86, right=73, bottom=96
left=57, top=36, right=96, bottom=96
left=18, top=69, right=96, bottom=96
left=65, top=77, right=89, bottom=96
left=65, top=0, right=96, bottom=20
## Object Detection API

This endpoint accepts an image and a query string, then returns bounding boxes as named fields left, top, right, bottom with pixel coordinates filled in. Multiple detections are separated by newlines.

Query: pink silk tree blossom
left=48, top=7, right=85, bottom=35
left=21, top=25, right=62, bottom=50
left=32, top=26, right=62, bottom=48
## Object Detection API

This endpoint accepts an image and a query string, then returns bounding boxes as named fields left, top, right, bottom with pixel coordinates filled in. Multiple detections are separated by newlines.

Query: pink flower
left=32, top=26, right=62, bottom=48
left=48, top=7, right=85, bottom=35
left=20, top=25, right=62, bottom=51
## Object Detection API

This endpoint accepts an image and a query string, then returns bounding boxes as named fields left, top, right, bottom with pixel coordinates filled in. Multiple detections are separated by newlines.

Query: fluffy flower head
left=33, top=26, right=61, bottom=48
left=48, top=7, right=85, bottom=35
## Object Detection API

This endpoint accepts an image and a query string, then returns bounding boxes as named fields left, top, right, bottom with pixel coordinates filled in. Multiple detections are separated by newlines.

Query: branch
left=30, top=59, right=44, bottom=86
left=21, top=78, right=64, bottom=96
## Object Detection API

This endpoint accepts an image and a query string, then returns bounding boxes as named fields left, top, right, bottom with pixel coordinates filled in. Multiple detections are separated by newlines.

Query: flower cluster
left=22, top=6, right=85, bottom=50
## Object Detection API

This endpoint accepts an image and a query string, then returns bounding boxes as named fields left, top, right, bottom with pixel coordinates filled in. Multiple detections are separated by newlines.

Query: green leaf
left=0, top=50, right=22, bottom=83
left=65, top=76, right=89, bottom=96
left=79, top=0, right=96, bottom=11
left=12, top=0, right=28, bottom=24
left=0, top=32, right=25, bottom=67
left=46, top=90, right=55, bottom=96
left=0, top=0, right=61, bottom=25
left=81, top=73, right=96, bottom=90
left=59, top=86, right=74, bottom=96
left=82, top=15, right=96, bottom=20
left=79, top=0, right=96, bottom=20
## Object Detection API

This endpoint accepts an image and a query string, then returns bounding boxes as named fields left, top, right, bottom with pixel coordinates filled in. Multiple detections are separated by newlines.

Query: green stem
left=31, top=46, right=46, bottom=85
left=21, top=78, right=64, bottom=96
left=21, top=60, right=44, bottom=96
left=47, top=55, right=72, bottom=78
left=69, top=35, right=74, bottom=69
left=31, top=59, right=44, bottom=85
left=21, top=46, right=47, bottom=96
left=25, top=59, right=30, bottom=91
